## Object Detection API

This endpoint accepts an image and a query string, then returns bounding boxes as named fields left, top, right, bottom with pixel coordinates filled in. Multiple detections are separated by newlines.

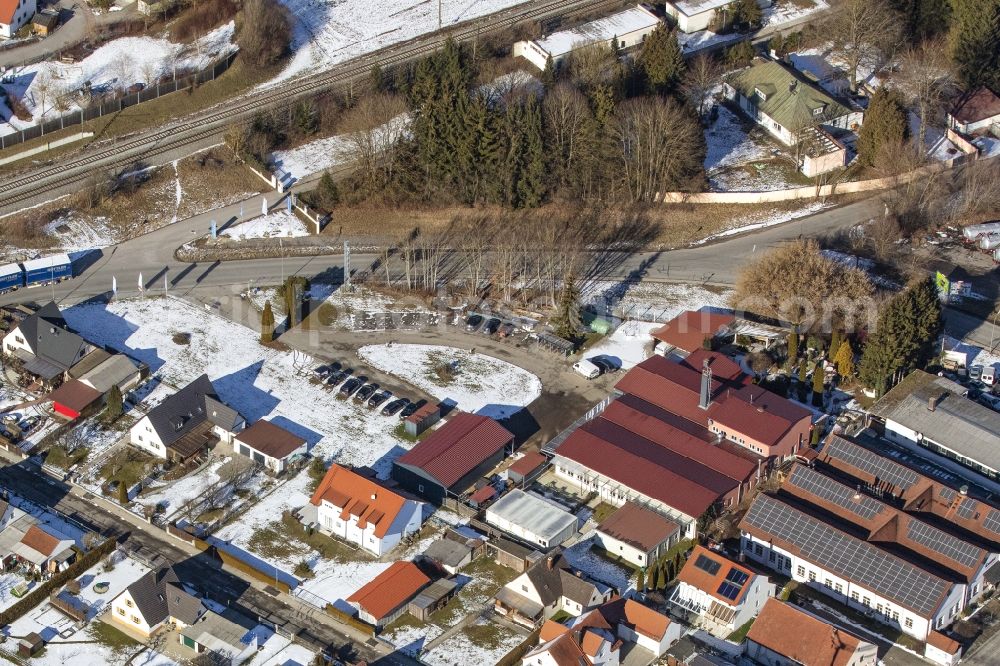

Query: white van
left=573, top=359, right=601, bottom=379
left=982, top=366, right=997, bottom=386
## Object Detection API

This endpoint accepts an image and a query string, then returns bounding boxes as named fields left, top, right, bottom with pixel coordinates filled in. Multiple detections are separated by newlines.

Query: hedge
left=0, top=537, right=117, bottom=627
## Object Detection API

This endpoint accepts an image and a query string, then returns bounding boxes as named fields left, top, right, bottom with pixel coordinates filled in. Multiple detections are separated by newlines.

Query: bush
left=172, top=0, right=238, bottom=42
left=294, top=560, right=314, bottom=578
left=236, top=0, right=291, bottom=70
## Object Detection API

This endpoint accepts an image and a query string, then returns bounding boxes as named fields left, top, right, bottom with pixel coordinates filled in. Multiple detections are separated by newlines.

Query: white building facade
left=0, top=0, right=36, bottom=39
left=316, top=494, right=422, bottom=557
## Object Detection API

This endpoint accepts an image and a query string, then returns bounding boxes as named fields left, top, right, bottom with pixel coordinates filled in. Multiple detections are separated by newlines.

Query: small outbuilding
left=404, top=402, right=441, bottom=438
left=506, top=451, right=547, bottom=486
left=948, top=87, right=1000, bottom=135
left=233, top=420, right=306, bottom=474
left=423, top=538, right=473, bottom=575
left=49, top=379, right=102, bottom=420
left=485, top=489, right=578, bottom=549
left=407, top=577, right=459, bottom=621
left=18, top=633, right=44, bottom=658
left=347, top=561, right=431, bottom=629
left=31, top=11, right=58, bottom=36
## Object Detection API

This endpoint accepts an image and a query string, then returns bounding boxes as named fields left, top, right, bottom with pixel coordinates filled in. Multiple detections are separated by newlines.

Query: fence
left=0, top=51, right=238, bottom=151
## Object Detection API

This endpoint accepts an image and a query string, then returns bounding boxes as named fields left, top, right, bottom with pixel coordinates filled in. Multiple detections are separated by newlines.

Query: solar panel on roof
left=939, top=487, right=957, bottom=501
left=787, top=466, right=884, bottom=521
left=743, top=496, right=949, bottom=617
left=725, top=568, right=749, bottom=586
left=694, top=554, right=721, bottom=575
left=985, top=510, right=1000, bottom=536
left=905, top=520, right=983, bottom=568
left=716, top=581, right=742, bottom=601
left=955, top=498, right=979, bottom=520
left=825, top=437, right=918, bottom=490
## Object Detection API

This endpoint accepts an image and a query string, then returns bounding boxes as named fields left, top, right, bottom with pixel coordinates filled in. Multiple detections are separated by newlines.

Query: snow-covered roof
left=0, top=263, right=20, bottom=278
left=535, top=6, right=661, bottom=58
left=20, top=254, right=71, bottom=272
left=671, top=0, right=735, bottom=17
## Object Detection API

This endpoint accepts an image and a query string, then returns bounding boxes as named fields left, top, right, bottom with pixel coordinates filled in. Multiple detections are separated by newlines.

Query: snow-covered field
left=220, top=210, right=310, bottom=239
left=421, top=620, right=525, bottom=666
left=358, top=344, right=542, bottom=417
left=270, top=0, right=533, bottom=85
left=763, top=0, right=829, bottom=30
left=584, top=281, right=732, bottom=323
left=44, top=213, right=116, bottom=252
left=584, top=321, right=660, bottom=370
left=319, top=285, right=436, bottom=331
left=1, top=24, right=235, bottom=136
left=705, top=106, right=793, bottom=192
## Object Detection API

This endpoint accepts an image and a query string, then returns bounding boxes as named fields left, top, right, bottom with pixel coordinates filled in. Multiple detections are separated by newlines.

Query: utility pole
left=438, top=0, right=442, bottom=30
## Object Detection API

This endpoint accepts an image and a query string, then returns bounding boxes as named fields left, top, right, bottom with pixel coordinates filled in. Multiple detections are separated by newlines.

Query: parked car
left=483, top=318, right=501, bottom=335
left=312, top=365, right=331, bottom=379
left=573, top=359, right=601, bottom=379
left=465, top=314, right=483, bottom=332
left=590, top=357, right=617, bottom=375
left=355, top=383, right=379, bottom=403
left=1, top=413, right=19, bottom=425
left=498, top=322, right=516, bottom=338
left=382, top=398, right=409, bottom=416
left=339, top=377, right=364, bottom=397
left=19, top=415, right=41, bottom=432
left=368, top=390, right=392, bottom=409
left=327, top=361, right=343, bottom=374
left=400, top=399, right=427, bottom=420
left=970, top=365, right=984, bottom=382
left=326, top=371, right=347, bottom=388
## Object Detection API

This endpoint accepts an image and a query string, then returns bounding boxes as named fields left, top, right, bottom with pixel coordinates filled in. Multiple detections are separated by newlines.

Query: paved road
left=0, top=452, right=418, bottom=664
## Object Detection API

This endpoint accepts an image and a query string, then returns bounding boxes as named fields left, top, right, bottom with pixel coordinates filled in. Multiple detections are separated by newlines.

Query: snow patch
left=220, top=210, right=310, bottom=239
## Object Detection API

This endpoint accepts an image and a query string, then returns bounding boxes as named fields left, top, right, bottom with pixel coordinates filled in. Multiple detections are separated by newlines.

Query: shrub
left=172, top=0, right=238, bottom=43
left=236, top=0, right=291, bottom=70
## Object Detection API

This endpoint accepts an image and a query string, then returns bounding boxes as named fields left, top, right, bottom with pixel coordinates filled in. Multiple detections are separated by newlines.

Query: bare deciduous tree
left=896, top=39, right=957, bottom=157
left=828, top=0, right=904, bottom=92
left=338, top=92, right=409, bottom=193
left=542, top=83, right=599, bottom=193
left=682, top=53, right=721, bottom=120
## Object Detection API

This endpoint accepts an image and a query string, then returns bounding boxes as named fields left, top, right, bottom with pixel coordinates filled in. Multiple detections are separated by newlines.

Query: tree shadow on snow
left=63, top=302, right=165, bottom=373
left=212, top=360, right=280, bottom=423
left=268, top=415, right=323, bottom=452
left=477, top=405, right=539, bottom=445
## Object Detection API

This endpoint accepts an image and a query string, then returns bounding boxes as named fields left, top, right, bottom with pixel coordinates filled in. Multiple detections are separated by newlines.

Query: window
left=132, top=616, right=141, bottom=624
left=851, top=591, right=859, bottom=602
left=892, top=611, right=899, bottom=622
left=824, top=578, right=833, bottom=588
left=863, top=597, right=871, bottom=607
left=521, top=585, right=528, bottom=592
left=126, top=599, right=133, bottom=608
left=797, top=566, right=805, bottom=577
left=418, top=484, right=424, bottom=493
left=876, top=603, right=883, bottom=614
left=905, top=617, right=913, bottom=629
left=808, top=571, right=816, bottom=582
left=754, top=544, right=763, bottom=556
left=768, top=551, right=775, bottom=562
left=14, top=335, right=23, bottom=344
left=754, top=87, right=768, bottom=101
left=117, top=607, right=125, bottom=616
left=835, top=583, right=843, bottom=594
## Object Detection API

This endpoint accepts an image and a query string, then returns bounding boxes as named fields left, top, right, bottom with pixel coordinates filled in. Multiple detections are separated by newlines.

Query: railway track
left=0, top=0, right=625, bottom=212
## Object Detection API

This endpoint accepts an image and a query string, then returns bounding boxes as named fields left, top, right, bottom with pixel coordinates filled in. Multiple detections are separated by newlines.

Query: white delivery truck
left=573, top=359, right=601, bottom=379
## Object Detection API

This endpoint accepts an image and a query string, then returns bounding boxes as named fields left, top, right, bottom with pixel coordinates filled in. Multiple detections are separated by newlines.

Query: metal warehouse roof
left=535, top=6, right=660, bottom=58
left=486, top=489, right=578, bottom=542
left=395, top=413, right=514, bottom=489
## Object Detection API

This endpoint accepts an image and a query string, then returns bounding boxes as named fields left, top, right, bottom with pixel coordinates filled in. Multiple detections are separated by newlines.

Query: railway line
left=0, top=0, right=625, bottom=213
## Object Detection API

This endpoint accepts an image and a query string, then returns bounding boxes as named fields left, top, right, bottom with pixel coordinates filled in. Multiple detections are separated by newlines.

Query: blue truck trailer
left=21, top=254, right=73, bottom=287
left=0, top=263, right=23, bottom=293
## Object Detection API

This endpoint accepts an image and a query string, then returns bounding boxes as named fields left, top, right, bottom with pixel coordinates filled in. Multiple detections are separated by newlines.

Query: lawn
left=44, top=444, right=90, bottom=470
left=246, top=513, right=376, bottom=564
left=98, top=448, right=157, bottom=490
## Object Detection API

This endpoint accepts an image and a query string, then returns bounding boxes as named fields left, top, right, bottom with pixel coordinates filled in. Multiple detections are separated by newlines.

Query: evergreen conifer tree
left=104, top=385, right=123, bottom=421
left=949, top=0, right=1000, bottom=88
left=552, top=274, right=581, bottom=340
left=830, top=329, right=842, bottom=359
left=541, top=55, right=556, bottom=90
left=261, top=301, right=275, bottom=343
left=857, top=88, right=909, bottom=167
left=639, top=25, right=685, bottom=95
left=788, top=330, right=799, bottom=366
left=812, top=361, right=825, bottom=407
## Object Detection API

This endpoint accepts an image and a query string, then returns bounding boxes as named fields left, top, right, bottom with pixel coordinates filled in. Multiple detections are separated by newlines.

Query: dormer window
left=813, top=104, right=826, bottom=116
left=754, top=87, right=768, bottom=101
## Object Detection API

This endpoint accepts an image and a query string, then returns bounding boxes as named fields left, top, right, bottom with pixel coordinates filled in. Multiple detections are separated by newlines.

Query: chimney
left=546, top=556, right=554, bottom=570
left=789, top=80, right=797, bottom=93
left=699, top=359, right=713, bottom=410
left=371, top=493, right=377, bottom=500
left=927, top=393, right=943, bottom=411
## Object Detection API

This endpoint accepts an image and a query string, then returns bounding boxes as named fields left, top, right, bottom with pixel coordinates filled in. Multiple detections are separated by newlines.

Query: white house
left=485, top=489, right=578, bottom=550
left=496, top=550, right=614, bottom=626
left=110, top=567, right=205, bottom=638
left=669, top=545, right=774, bottom=636
left=513, top=5, right=661, bottom=71
left=304, top=463, right=424, bottom=557
left=594, top=501, right=680, bottom=568
left=665, top=0, right=771, bottom=34
left=948, top=87, right=1000, bottom=135
left=2, top=301, right=95, bottom=386
left=0, top=0, right=36, bottom=38
left=129, top=374, right=244, bottom=461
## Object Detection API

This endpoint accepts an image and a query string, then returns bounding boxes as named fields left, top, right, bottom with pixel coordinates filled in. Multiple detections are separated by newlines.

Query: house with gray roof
left=1, top=302, right=97, bottom=386
left=129, top=374, right=244, bottom=461
left=723, top=59, right=862, bottom=174
left=494, top=550, right=615, bottom=626
left=109, top=566, right=205, bottom=637
left=870, top=370, right=1000, bottom=488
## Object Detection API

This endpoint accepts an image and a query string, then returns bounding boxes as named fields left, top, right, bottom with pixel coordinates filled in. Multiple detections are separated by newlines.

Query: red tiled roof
left=235, top=420, right=306, bottom=460
left=310, top=465, right=410, bottom=538
left=597, top=502, right=679, bottom=552
left=469, top=485, right=496, bottom=503
left=926, top=631, right=961, bottom=654
left=598, top=598, right=671, bottom=641
left=0, top=0, right=18, bottom=24
left=508, top=451, right=546, bottom=477
left=708, top=384, right=811, bottom=446
left=747, top=599, right=869, bottom=666
left=556, top=427, right=720, bottom=518
left=680, top=349, right=746, bottom=382
left=650, top=310, right=735, bottom=353
left=951, top=87, right=1000, bottom=124
left=600, top=399, right=756, bottom=483
left=395, top=413, right=514, bottom=489
left=347, top=561, right=430, bottom=621
left=21, top=525, right=62, bottom=557
left=677, top=545, right=756, bottom=606
left=404, top=402, right=439, bottom=424
left=49, top=379, right=101, bottom=414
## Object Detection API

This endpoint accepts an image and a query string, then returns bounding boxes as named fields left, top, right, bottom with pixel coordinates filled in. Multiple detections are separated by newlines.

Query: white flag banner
left=112, top=276, right=117, bottom=295
left=261, top=196, right=268, bottom=216
left=138, top=272, right=143, bottom=292
left=164, top=274, right=169, bottom=294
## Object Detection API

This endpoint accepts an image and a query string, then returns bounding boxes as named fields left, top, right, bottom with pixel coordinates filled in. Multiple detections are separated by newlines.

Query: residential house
left=110, top=566, right=205, bottom=637
left=868, top=371, right=1000, bottom=487
left=650, top=309, right=736, bottom=356
left=0, top=501, right=76, bottom=575
left=1, top=302, right=96, bottom=388
left=495, top=550, right=615, bottom=626
left=669, top=545, right=774, bottom=636
left=522, top=598, right=680, bottom=665
left=745, top=599, right=878, bottom=666
left=179, top=610, right=258, bottom=665
left=665, top=0, right=770, bottom=33
left=0, top=0, right=37, bottom=38
left=233, top=420, right=306, bottom=474
left=948, top=87, right=1000, bottom=135
left=346, top=561, right=431, bottom=628
left=485, top=489, right=578, bottom=550
left=723, top=60, right=862, bottom=172
left=304, top=463, right=424, bottom=557
left=513, top=5, right=661, bottom=71
left=392, top=413, right=515, bottom=504
left=129, top=374, right=244, bottom=461
left=595, top=502, right=680, bottom=569
left=739, top=462, right=986, bottom=641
